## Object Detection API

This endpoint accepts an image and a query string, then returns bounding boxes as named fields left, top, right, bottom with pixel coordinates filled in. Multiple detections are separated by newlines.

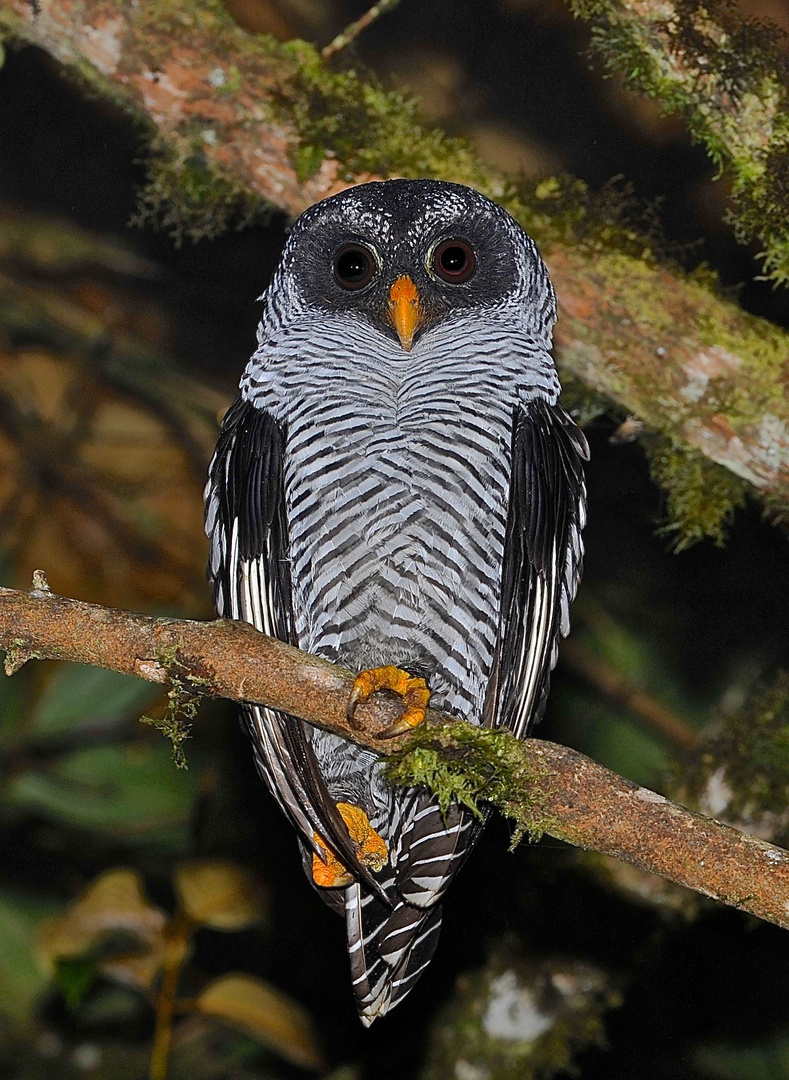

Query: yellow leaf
left=194, top=974, right=324, bottom=1072
left=175, top=860, right=266, bottom=930
left=37, top=868, right=166, bottom=971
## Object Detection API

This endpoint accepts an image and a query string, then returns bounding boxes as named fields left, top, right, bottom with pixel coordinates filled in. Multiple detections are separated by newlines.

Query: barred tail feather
left=346, top=882, right=443, bottom=1026
left=396, top=796, right=480, bottom=909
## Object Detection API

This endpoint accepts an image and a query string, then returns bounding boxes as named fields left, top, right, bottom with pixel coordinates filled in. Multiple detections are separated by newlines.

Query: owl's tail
left=343, top=797, right=484, bottom=1024
left=345, top=881, right=443, bottom=1025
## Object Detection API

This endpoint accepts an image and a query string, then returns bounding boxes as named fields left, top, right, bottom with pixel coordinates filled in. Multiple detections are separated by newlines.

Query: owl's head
left=269, top=179, right=555, bottom=352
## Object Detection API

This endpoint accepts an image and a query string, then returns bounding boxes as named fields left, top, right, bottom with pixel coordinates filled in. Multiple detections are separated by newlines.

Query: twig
left=2, top=579, right=789, bottom=933
left=322, top=0, right=402, bottom=60
left=149, top=913, right=193, bottom=1080
left=560, top=638, right=697, bottom=750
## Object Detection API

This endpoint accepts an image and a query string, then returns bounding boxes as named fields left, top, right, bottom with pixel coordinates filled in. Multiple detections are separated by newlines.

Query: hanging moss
left=645, top=436, right=748, bottom=549
left=138, top=645, right=211, bottom=769
left=132, top=136, right=267, bottom=245
left=568, top=0, right=789, bottom=287
left=385, top=720, right=554, bottom=845
left=274, top=40, right=492, bottom=190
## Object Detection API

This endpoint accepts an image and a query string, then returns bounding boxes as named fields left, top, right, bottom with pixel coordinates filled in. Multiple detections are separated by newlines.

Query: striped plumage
left=204, top=180, right=588, bottom=1024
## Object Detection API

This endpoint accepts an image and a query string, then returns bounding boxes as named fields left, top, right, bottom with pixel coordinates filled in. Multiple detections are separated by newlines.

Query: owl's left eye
left=333, top=244, right=377, bottom=290
left=431, top=239, right=476, bottom=283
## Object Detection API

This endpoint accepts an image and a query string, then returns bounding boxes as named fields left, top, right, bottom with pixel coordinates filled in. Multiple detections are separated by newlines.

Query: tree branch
left=3, top=579, right=789, bottom=934
left=569, top=0, right=789, bottom=287
left=1, top=0, right=789, bottom=520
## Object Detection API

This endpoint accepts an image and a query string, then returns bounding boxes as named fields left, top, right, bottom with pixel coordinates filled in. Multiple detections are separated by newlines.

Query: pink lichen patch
left=555, top=280, right=595, bottom=321
left=684, top=417, right=757, bottom=486
left=136, top=69, right=190, bottom=122
left=75, top=10, right=125, bottom=77
left=679, top=346, right=743, bottom=403
left=684, top=411, right=789, bottom=491
left=753, top=414, right=789, bottom=480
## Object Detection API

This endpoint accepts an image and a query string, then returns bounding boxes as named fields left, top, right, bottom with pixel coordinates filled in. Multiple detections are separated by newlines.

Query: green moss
left=646, top=436, right=748, bottom=549
left=675, top=672, right=789, bottom=842
left=132, top=136, right=266, bottom=245
left=275, top=41, right=490, bottom=189
left=557, top=374, right=615, bottom=427
left=138, top=646, right=208, bottom=769
left=385, top=721, right=553, bottom=844
left=504, top=174, right=667, bottom=264
left=568, top=0, right=789, bottom=286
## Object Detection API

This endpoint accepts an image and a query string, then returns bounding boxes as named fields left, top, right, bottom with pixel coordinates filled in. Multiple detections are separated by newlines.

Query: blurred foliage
left=696, top=1034, right=789, bottom=1080
left=0, top=889, right=57, bottom=1031
left=35, top=863, right=323, bottom=1077
left=0, top=664, right=194, bottom=845
left=0, top=209, right=225, bottom=611
left=674, top=670, right=789, bottom=845
left=423, top=942, right=620, bottom=1080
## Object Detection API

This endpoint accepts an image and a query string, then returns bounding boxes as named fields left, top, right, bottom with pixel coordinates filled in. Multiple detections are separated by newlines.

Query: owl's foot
left=312, top=801, right=388, bottom=888
left=346, top=665, right=430, bottom=739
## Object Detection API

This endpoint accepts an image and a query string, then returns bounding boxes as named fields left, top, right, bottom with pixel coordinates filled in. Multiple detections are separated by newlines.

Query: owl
left=205, top=179, right=587, bottom=1024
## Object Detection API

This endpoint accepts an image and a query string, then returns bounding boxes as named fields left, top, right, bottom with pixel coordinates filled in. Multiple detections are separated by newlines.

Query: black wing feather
left=493, top=398, right=588, bottom=737
left=206, top=396, right=389, bottom=901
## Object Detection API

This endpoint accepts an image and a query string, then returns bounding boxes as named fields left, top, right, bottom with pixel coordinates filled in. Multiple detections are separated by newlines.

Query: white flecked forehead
left=293, top=179, right=517, bottom=241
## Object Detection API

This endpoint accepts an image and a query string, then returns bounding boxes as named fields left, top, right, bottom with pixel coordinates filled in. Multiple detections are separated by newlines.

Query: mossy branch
left=2, top=0, right=789, bottom=538
left=570, top=0, right=789, bottom=287
left=3, top=577, right=789, bottom=933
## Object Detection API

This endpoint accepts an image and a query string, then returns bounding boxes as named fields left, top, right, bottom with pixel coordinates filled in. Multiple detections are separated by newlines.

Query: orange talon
left=312, top=802, right=389, bottom=888
left=347, top=665, right=430, bottom=739
left=312, top=836, right=354, bottom=888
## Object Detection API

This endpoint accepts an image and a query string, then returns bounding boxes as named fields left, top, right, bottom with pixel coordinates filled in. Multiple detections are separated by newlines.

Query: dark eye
left=432, top=239, right=476, bottom=283
left=333, top=244, right=377, bottom=290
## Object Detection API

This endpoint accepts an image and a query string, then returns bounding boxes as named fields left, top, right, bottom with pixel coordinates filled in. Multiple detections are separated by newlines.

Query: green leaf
left=554, top=684, right=669, bottom=788
left=0, top=888, right=57, bottom=1027
left=695, top=1035, right=789, bottom=1079
left=54, top=955, right=97, bottom=1010
left=7, top=741, right=196, bottom=842
left=39, top=868, right=166, bottom=961
left=32, top=663, right=163, bottom=738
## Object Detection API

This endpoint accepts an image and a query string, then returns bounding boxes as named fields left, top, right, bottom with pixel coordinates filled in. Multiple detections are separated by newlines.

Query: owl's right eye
left=333, top=244, right=377, bottom=290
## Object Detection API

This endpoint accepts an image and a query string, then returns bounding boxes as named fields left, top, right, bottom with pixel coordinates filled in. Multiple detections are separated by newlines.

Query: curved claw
left=312, top=801, right=389, bottom=888
left=377, top=705, right=428, bottom=740
left=346, top=680, right=369, bottom=729
left=346, top=665, right=430, bottom=738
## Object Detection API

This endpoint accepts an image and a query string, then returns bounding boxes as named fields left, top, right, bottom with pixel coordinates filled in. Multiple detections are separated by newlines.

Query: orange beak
left=388, top=275, right=423, bottom=351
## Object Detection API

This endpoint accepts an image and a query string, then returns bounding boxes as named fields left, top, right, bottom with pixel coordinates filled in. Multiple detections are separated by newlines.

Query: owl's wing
left=491, top=398, right=588, bottom=738
left=205, top=396, right=387, bottom=899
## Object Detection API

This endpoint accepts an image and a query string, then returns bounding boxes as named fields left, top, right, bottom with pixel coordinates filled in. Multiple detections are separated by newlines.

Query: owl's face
left=273, top=179, right=552, bottom=352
